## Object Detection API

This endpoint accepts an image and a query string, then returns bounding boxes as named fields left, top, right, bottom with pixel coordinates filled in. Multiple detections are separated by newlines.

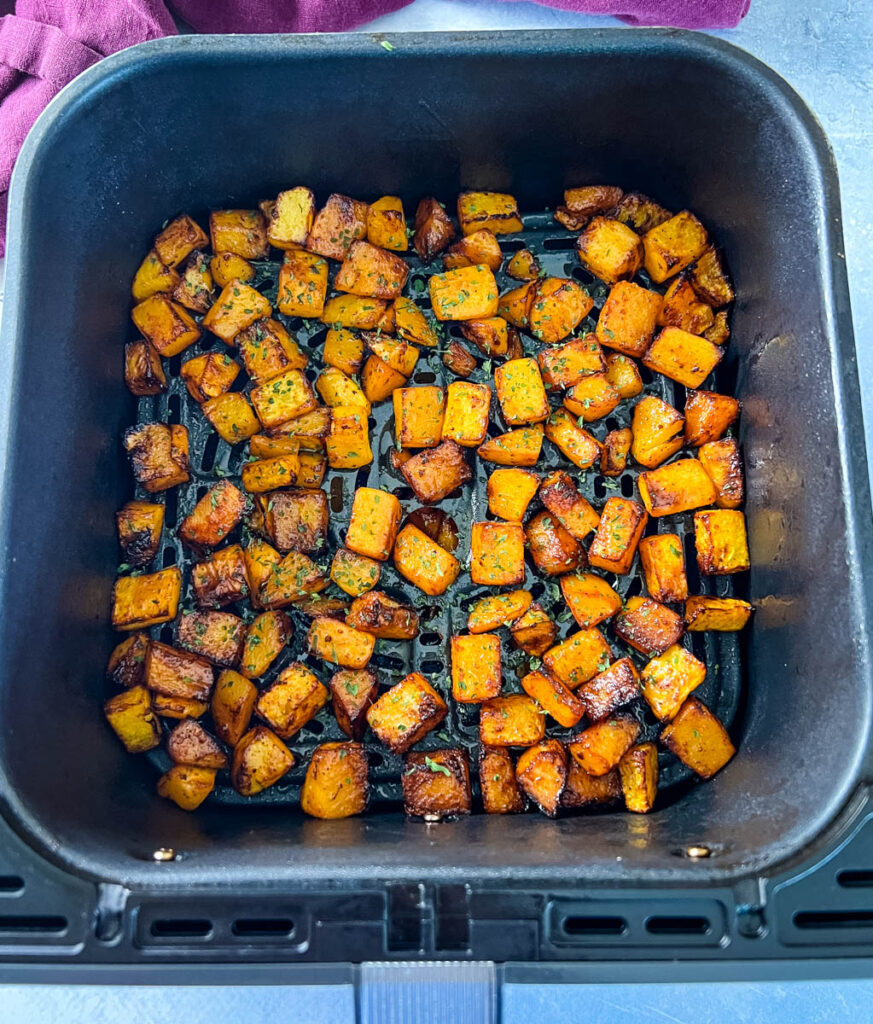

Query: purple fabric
left=0, top=0, right=750, bottom=257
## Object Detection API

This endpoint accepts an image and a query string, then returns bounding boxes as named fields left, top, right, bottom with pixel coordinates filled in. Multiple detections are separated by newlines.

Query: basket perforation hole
left=543, top=236, right=577, bottom=252
left=0, top=915, right=66, bottom=934
left=562, top=915, right=627, bottom=936
left=159, top=624, right=174, bottom=644
left=393, top=486, right=414, bottom=501
left=150, top=918, right=213, bottom=939
left=163, top=487, right=178, bottom=530
left=200, top=432, right=220, bottom=473
left=162, top=547, right=177, bottom=568
left=420, top=658, right=443, bottom=675
left=420, top=631, right=442, bottom=646
left=837, top=870, right=873, bottom=888
left=530, top=581, right=546, bottom=600
left=167, top=393, right=181, bottom=425
left=232, top=917, right=294, bottom=938
left=500, top=239, right=526, bottom=253
left=329, top=477, right=345, bottom=514
left=413, top=371, right=437, bottom=384
left=0, top=876, right=24, bottom=895
left=373, top=653, right=407, bottom=671
left=168, top=355, right=182, bottom=376
left=645, top=915, right=711, bottom=936
left=793, top=910, right=873, bottom=930
left=620, top=475, right=634, bottom=498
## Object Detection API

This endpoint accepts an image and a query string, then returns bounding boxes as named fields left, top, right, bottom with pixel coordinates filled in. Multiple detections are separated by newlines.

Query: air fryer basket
left=0, top=30, right=871, bottom=969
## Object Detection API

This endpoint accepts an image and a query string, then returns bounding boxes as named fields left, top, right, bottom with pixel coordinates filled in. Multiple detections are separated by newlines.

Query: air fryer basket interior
left=0, top=30, right=869, bottom=888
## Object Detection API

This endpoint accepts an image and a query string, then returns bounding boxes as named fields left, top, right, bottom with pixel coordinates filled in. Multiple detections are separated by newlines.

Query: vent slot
left=646, top=915, right=711, bottom=936
left=232, top=917, right=295, bottom=938
left=837, top=870, right=873, bottom=888
left=542, top=236, right=577, bottom=251
left=0, top=876, right=24, bottom=894
left=794, top=910, right=873, bottom=930
left=562, top=915, right=627, bottom=936
left=150, top=917, right=213, bottom=938
left=0, top=915, right=66, bottom=934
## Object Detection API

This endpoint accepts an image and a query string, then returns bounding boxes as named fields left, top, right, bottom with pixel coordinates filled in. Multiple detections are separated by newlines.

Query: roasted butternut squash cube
left=661, top=697, right=735, bottom=778
left=401, top=439, right=471, bottom=504
left=601, top=427, right=632, bottom=477
left=497, top=282, right=535, bottom=328
left=507, top=248, right=539, bottom=280
left=308, top=616, right=375, bottom=670
left=305, top=193, right=369, bottom=260
left=577, top=656, right=641, bottom=721
left=705, top=310, right=731, bottom=345
left=451, top=633, right=501, bottom=703
left=394, top=297, right=438, bottom=347
left=180, top=480, right=249, bottom=548
left=347, top=591, right=419, bottom=640
left=107, top=633, right=150, bottom=689
left=210, top=209, right=268, bottom=259
left=480, top=694, right=545, bottom=747
left=539, top=471, right=600, bottom=540
left=457, top=191, right=522, bottom=236
left=413, top=197, right=455, bottom=261
left=326, top=405, right=372, bottom=469
left=317, top=366, right=370, bottom=411
left=613, top=192, right=671, bottom=233
left=470, top=521, right=525, bottom=586
left=104, top=685, right=161, bottom=753
left=154, top=214, right=209, bottom=268
left=323, top=327, right=365, bottom=376
left=241, top=454, right=301, bottom=494
left=146, top=641, right=213, bottom=703
left=361, top=355, right=406, bottom=403
left=487, top=468, right=539, bottom=522
left=210, top=251, right=255, bottom=287
left=544, top=409, right=601, bottom=469
left=393, top=524, right=461, bottom=596
left=630, top=396, right=684, bottom=469
left=345, top=487, right=402, bottom=561
left=212, top=669, right=258, bottom=746
left=478, top=424, right=544, bottom=467
left=443, top=228, right=503, bottom=272
left=562, top=761, right=622, bottom=809
left=577, top=217, right=643, bottom=285
left=615, top=596, right=684, bottom=656
left=480, top=747, right=525, bottom=814
left=699, top=438, right=744, bottom=509
left=596, top=280, right=662, bottom=358
left=276, top=251, right=329, bottom=317
left=124, top=340, right=167, bottom=397
left=259, top=551, right=328, bottom=608
left=117, top=500, right=164, bottom=568
left=177, top=610, right=245, bottom=668
left=543, top=628, right=613, bottom=689
left=151, top=694, right=207, bottom=719
left=510, top=602, right=557, bottom=656
left=619, top=742, right=658, bottom=812
left=202, top=393, right=261, bottom=443
left=564, top=185, right=623, bottom=219
left=689, top=246, right=734, bottom=307
left=442, top=340, right=477, bottom=379
left=643, top=326, right=723, bottom=388
left=393, top=386, right=446, bottom=449
left=685, top=595, right=752, bottom=632
left=260, top=488, right=327, bottom=552
left=639, top=533, right=689, bottom=603
left=124, top=421, right=190, bottom=492
left=538, top=335, right=604, bottom=390
left=167, top=719, right=227, bottom=769
left=132, top=249, right=179, bottom=301
left=267, top=186, right=316, bottom=249
left=564, top=373, right=620, bottom=422
left=192, top=544, right=250, bottom=608
left=403, top=749, right=472, bottom=820
left=429, top=265, right=499, bottom=321
left=330, top=669, right=379, bottom=739
left=641, top=644, right=706, bottom=720
left=321, top=295, right=391, bottom=330
left=335, top=240, right=408, bottom=299
left=516, top=739, right=567, bottom=817
left=365, top=195, right=407, bottom=251
left=238, top=610, right=290, bottom=678
left=528, top=278, right=593, bottom=344
left=521, top=669, right=585, bottom=728
left=638, top=459, right=718, bottom=517
left=363, top=333, right=418, bottom=376
left=243, top=540, right=281, bottom=610
left=560, top=572, right=622, bottom=628
left=251, top=368, right=317, bottom=429
left=643, top=210, right=708, bottom=283
left=202, top=280, right=272, bottom=343
left=111, top=567, right=181, bottom=630
left=568, top=717, right=640, bottom=776
left=180, top=352, right=240, bottom=403
left=329, top=549, right=380, bottom=598
left=367, top=671, right=448, bottom=753
left=442, top=381, right=491, bottom=447
left=684, top=389, right=740, bottom=446
left=173, top=251, right=214, bottom=314
left=467, top=590, right=532, bottom=633
left=588, top=497, right=648, bottom=574
left=257, top=662, right=329, bottom=738
left=694, top=509, right=749, bottom=575
left=232, top=726, right=295, bottom=796
left=302, top=742, right=369, bottom=819
left=658, top=274, right=715, bottom=335
left=494, top=357, right=550, bottom=426
left=526, top=511, right=585, bottom=576
left=604, top=352, right=644, bottom=399
left=132, top=294, right=201, bottom=357
left=157, top=765, right=217, bottom=810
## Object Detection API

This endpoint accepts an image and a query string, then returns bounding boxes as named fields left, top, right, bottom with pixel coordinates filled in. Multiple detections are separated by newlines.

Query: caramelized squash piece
left=480, top=747, right=525, bottom=814
left=516, top=739, right=567, bottom=817
left=413, top=197, right=456, bottom=261
left=443, top=228, right=503, bottom=271
left=181, top=352, right=240, bottom=403
left=157, top=766, right=217, bottom=810
left=457, top=191, right=522, bottom=235
left=212, top=669, right=258, bottom=746
left=694, top=509, right=750, bottom=574
left=467, top=590, right=532, bottom=634
left=366, top=672, right=448, bottom=754
left=601, top=428, right=632, bottom=477
left=104, top=685, right=161, bottom=753
left=638, top=533, right=689, bottom=603
left=577, top=657, right=641, bottom=722
left=347, top=591, right=420, bottom=640
left=192, top=544, right=250, bottom=608
left=631, top=395, right=684, bottom=469
left=330, top=669, right=379, bottom=740
left=577, top=217, right=643, bottom=284
left=201, top=393, right=260, bottom=443
left=132, top=249, right=179, bottom=301
left=179, top=480, right=249, bottom=548
left=560, top=572, right=622, bottom=628
left=240, top=611, right=291, bottom=678
left=167, top=719, right=227, bottom=769
left=568, top=717, right=640, bottom=776
left=698, top=438, right=744, bottom=508
left=132, top=294, right=201, bottom=357
left=403, top=749, right=472, bottom=820
left=615, top=596, right=685, bottom=656
left=232, top=726, right=294, bottom=796
left=619, top=742, right=658, bottom=812
left=527, top=277, right=593, bottom=344
left=155, top=214, right=209, bottom=268
left=640, top=644, right=706, bottom=720
left=277, top=251, right=329, bottom=317
left=638, top=459, right=718, bottom=517
left=124, top=340, right=167, bottom=396
left=177, top=610, right=245, bottom=668
left=470, top=521, right=526, bottom=586
left=451, top=633, right=502, bottom=703
left=335, top=240, right=409, bottom=299
left=596, top=280, right=662, bottom=358
left=538, top=335, right=604, bottom=390
left=588, top=497, right=648, bottom=575
left=477, top=425, right=544, bottom=467
left=643, top=326, right=723, bottom=388
left=306, top=193, right=368, bottom=260
left=111, top=567, right=181, bottom=631
left=346, top=487, right=402, bottom=561
left=116, top=501, right=164, bottom=568
left=544, top=409, right=601, bottom=470
left=366, top=195, right=408, bottom=251
left=487, top=468, right=539, bottom=522
left=106, top=633, right=150, bottom=689
left=400, top=439, right=471, bottom=503
left=429, top=265, right=499, bottom=321
left=521, top=669, right=585, bottom=729
left=393, top=386, right=446, bottom=448
left=302, top=742, right=369, bottom=819
left=393, top=524, right=461, bottom=596
left=543, top=629, right=613, bottom=690
left=442, top=381, right=491, bottom=447
left=539, top=471, right=600, bottom=540
left=661, top=697, right=736, bottom=778
left=257, top=661, right=330, bottom=738
left=480, top=695, right=546, bottom=747
left=267, top=186, right=316, bottom=248
left=510, top=602, right=557, bottom=656
left=330, top=548, right=381, bottom=597
left=642, top=210, right=708, bottom=283
left=526, top=511, right=585, bottom=576
left=123, top=422, right=189, bottom=492
left=685, top=595, right=753, bottom=632
left=495, top=357, right=550, bottom=425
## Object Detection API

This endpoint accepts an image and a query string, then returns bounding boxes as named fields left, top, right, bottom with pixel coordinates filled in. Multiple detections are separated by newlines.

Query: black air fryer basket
left=0, top=30, right=871, bottom=979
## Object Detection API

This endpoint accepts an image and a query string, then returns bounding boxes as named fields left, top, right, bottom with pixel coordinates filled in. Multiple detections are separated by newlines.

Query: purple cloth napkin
left=0, top=0, right=750, bottom=257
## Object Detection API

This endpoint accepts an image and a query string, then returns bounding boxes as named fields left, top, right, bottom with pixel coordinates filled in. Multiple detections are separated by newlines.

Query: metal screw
left=684, top=844, right=712, bottom=859
left=152, top=848, right=178, bottom=862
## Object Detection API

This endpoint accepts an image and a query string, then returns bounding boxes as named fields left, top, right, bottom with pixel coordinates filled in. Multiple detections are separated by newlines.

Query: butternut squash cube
left=265, top=186, right=316, bottom=248
left=180, top=480, right=249, bottom=547
left=131, top=294, right=201, bottom=357
left=146, top=642, right=213, bottom=702
left=560, top=572, right=622, bottom=628
left=689, top=246, right=734, bottom=307
left=699, top=438, right=744, bottom=509
left=564, top=373, right=620, bottom=423
left=180, top=352, right=240, bottom=402
left=544, top=409, right=601, bottom=469
left=562, top=761, right=622, bottom=809
left=104, top=685, right=161, bottom=753
left=564, top=185, right=623, bottom=219
left=539, top=470, right=600, bottom=540
left=577, top=656, right=641, bottom=721
left=308, top=617, right=375, bottom=670
left=615, top=596, right=684, bottom=656
left=231, top=726, right=294, bottom=796
left=588, top=497, right=648, bottom=574
left=202, top=280, right=272, bottom=343
left=262, top=488, right=329, bottom=553
left=210, top=209, right=268, bottom=259
left=331, top=548, right=381, bottom=597
left=507, top=248, right=539, bottom=281
left=601, top=427, right=632, bottom=477
left=413, top=197, right=455, bottom=261
left=516, top=739, right=567, bottom=817
left=543, top=628, right=613, bottom=689
left=346, top=487, right=402, bottom=561
left=151, top=694, right=207, bottom=720
left=643, top=210, right=708, bottom=283
left=192, top=544, right=250, bottom=608
left=366, top=671, right=448, bottom=753
left=480, top=694, right=546, bottom=747
left=643, top=326, right=723, bottom=388
left=685, top=595, right=753, bottom=631
left=173, top=251, right=214, bottom=314
left=111, top=567, right=181, bottom=631
left=116, top=500, right=164, bottom=568
left=210, top=251, right=255, bottom=287
left=604, top=352, right=644, bottom=399
left=528, top=277, right=593, bottom=344
left=577, top=217, right=643, bottom=284
left=510, top=602, right=557, bottom=656
left=596, top=280, right=662, bottom=357
left=132, top=249, right=179, bottom=301
left=451, top=633, right=502, bottom=703
left=257, top=661, right=329, bottom=738
left=480, top=747, right=525, bottom=814
left=467, top=590, right=532, bottom=634
left=323, top=327, right=365, bottom=376
left=443, top=228, right=503, bottom=271
left=212, top=669, right=258, bottom=746
left=497, top=282, right=535, bottom=328
left=613, top=192, right=671, bottom=233
left=429, top=265, right=499, bottom=321
left=335, top=240, right=408, bottom=298
left=694, top=509, right=749, bottom=575
left=619, top=742, right=658, bottom=812
left=326, top=405, right=372, bottom=469
left=641, top=644, right=706, bottom=720
left=106, top=633, right=150, bottom=689
left=241, top=454, right=301, bottom=493
left=458, top=191, right=522, bottom=235
left=631, top=395, right=684, bottom=468
left=526, top=511, right=585, bottom=576
left=538, top=335, right=604, bottom=390
left=403, top=749, right=472, bottom=820
left=684, top=389, right=740, bottom=446
left=239, top=610, right=290, bottom=678
left=361, top=354, right=406, bottom=403
left=366, top=195, right=407, bottom=251
left=243, top=539, right=281, bottom=610
left=124, top=339, right=167, bottom=396
left=470, top=521, right=525, bottom=586
left=177, top=610, right=245, bottom=668
left=568, top=717, right=640, bottom=776
left=661, top=697, right=735, bottom=778
left=521, top=669, right=585, bottom=729
left=494, top=357, right=550, bottom=425
left=658, top=274, right=715, bottom=335
left=347, top=591, right=419, bottom=640
left=157, top=766, right=217, bottom=810
left=393, top=524, right=461, bottom=596
left=364, top=333, right=418, bottom=377
left=638, top=459, right=718, bottom=517
left=317, top=366, right=370, bottom=411
left=395, top=297, right=439, bottom=347
left=393, top=386, right=446, bottom=449
left=276, top=251, right=329, bottom=317
left=251, top=368, right=317, bottom=429
left=202, top=393, right=261, bottom=443
left=306, top=193, right=368, bottom=260
left=155, top=214, right=209, bottom=268
left=442, top=340, right=477, bottom=379
left=639, top=533, right=689, bottom=603
left=442, top=381, right=491, bottom=447
left=478, top=424, right=544, bottom=467
left=330, top=669, right=379, bottom=740
left=487, top=468, right=539, bottom=522
left=302, top=742, right=369, bottom=819
left=167, top=719, right=227, bottom=769
left=400, top=440, right=471, bottom=504
left=321, top=295, right=390, bottom=330
left=258, top=551, right=328, bottom=608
